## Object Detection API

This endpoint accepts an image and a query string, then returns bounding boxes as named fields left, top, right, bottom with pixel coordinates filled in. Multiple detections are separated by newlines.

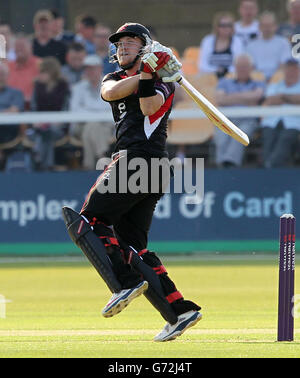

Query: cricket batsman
left=63, top=23, right=201, bottom=342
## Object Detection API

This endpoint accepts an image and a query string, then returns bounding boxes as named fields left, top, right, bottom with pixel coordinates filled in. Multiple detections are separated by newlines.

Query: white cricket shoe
left=102, top=281, right=148, bottom=318
left=154, top=310, right=202, bottom=342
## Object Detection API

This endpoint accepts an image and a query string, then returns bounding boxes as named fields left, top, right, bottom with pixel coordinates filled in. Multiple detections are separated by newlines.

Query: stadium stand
left=181, top=46, right=200, bottom=75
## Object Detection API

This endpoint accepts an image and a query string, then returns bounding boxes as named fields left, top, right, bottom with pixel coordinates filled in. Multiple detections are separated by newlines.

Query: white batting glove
left=161, top=71, right=182, bottom=83
left=141, top=41, right=174, bottom=73
left=165, top=55, right=182, bottom=72
left=157, top=56, right=183, bottom=83
left=143, top=40, right=173, bottom=58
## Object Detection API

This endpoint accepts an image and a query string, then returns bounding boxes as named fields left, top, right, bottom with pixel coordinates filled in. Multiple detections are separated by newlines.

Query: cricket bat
left=179, top=77, right=250, bottom=146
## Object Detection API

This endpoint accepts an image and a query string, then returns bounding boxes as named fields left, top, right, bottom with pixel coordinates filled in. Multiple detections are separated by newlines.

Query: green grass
left=0, top=255, right=299, bottom=358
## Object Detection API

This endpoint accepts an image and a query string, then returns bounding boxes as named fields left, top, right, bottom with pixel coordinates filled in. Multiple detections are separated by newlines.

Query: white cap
left=280, top=214, right=295, bottom=219
left=83, top=55, right=103, bottom=67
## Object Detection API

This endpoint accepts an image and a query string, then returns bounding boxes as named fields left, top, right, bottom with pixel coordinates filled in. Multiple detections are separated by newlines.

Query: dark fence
left=0, top=167, right=299, bottom=254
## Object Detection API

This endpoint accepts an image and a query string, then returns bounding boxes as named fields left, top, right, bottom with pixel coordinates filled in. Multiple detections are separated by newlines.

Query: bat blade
left=179, top=77, right=250, bottom=146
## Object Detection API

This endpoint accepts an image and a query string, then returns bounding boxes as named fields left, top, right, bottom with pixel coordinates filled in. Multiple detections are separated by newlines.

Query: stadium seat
left=181, top=73, right=217, bottom=102
left=168, top=73, right=217, bottom=144
left=182, top=46, right=200, bottom=75
left=183, top=46, right=200, bottom=61
left=169, top=47, right=180, bottom=60
left=168, top=102, right=215, bottom=144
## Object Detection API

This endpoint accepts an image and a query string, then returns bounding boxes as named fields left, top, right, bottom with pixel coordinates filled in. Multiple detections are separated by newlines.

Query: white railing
left=0, top=105, right=299, bottom=125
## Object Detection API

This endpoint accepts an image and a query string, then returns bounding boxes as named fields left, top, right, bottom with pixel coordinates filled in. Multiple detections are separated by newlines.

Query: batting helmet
left=109, top=23, right=151, bottom=45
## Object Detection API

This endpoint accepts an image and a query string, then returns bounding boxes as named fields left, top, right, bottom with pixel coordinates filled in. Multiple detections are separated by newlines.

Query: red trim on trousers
left=80, top=154, right=121, bottom=214
left=138, top=249, right=148, bottom=256
left=166, top=291, right=183, bottom=303
left=153, top=265, right=167, bottom=275
left=100, top=236, right=119, bottom=247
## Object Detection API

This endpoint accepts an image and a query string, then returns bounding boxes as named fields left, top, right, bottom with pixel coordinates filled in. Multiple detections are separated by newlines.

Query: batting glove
left=140, top=51, right=171, bottom=73
left=141, top=41, right=174, bottom=72
left=157, top=56, right=183, bottom=83
left=161, top=71, right=182, bottom=83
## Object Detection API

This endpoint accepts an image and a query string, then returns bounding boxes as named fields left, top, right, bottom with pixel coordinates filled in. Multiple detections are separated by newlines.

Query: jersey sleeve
left=100, top=72, right=120, bottom=102
left=154, top=81, right=175, bottom=102
left=102, top=72, right=119, bottom=84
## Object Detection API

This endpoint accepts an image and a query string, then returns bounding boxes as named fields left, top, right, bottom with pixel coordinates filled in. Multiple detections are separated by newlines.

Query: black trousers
left=81, top=151, right=200, bottom=316
left=81, top=151, right=163, bottom=251
left=263, top=122, right=299, bottom=168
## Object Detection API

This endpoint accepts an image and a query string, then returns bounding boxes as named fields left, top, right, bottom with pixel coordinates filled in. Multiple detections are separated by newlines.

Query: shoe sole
left=102, top=281, right=148, bottom=318
left=156, top=313, right=203, bottom=342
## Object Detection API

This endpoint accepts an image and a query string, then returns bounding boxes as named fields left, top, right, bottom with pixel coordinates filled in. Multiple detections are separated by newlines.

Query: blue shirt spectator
left=102, top=52, right=119, bottom=75
left=94, top=24, right=119, bottom=75
left=61, top=42, right=86, bottom=86
left=261, top=58, right=300, bottom=168
left=50, top=9, right=75, bottom=45
left=75, top=16, right=97, bottom=55
left=261, top=67, right=300, bottom=130
left=0, top=63, right=25, bottom=112
left=246, top=12, right=291, bottom=80
left=277, top=0, right=300, bottom=43
left=0, top=86, right=24, bottom=112
left=0, top=62, right=25, bottom=145
left=215, top=54, right=265, bottom=167
left=217, top=76, right=265, bottom=107
left=75, top=35, right=96, bottom=55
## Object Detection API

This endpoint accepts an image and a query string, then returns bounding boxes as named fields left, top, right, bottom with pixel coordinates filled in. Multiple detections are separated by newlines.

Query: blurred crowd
left=194, top=0, right=300, bottom=169
left=0, top=9, right=119, bottom=172
left=0, top=0, right=300, bottom=172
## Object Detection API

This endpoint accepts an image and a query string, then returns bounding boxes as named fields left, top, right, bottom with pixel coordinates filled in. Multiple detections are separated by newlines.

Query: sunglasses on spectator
left=218, top=23, right=233, bottom=28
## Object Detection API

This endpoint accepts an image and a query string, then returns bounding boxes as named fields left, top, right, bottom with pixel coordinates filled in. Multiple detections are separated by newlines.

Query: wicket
left=277, top=214, right=296, bottom=342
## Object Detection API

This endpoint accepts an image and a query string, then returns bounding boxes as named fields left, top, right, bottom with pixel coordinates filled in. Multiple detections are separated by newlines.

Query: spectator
left=0, top=62, right=24, bottom=167
left=198, top=12, right=244, bottom=78
left=214, top=54, right=265, bottom=167
left=8, top=34, right=41, bottom=106
left=247, top=12, right=292, bottom=81
left=70, top=55, right=113, bottom=170
left=235, top=0, right=260, bottom=47
left=278, top=0, right=300, bottom=42
left=50, top=9, right=75, bottom=45
left=32, top=9, right=67, bottom=65
left=31, top=57, right=70, bottom=170
left=0, top=22, right=16, bottom=61
left=61, top=42, right=86, bottom=86
left=75, top=15, right=97, bottom=55
left=261, top=58, right=300, bottom=168
left=94, top=23, right=118, bottom=75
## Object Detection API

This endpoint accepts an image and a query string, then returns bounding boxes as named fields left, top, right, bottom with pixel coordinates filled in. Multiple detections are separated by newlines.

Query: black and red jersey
left=101, top=70, right=175, bottom=157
